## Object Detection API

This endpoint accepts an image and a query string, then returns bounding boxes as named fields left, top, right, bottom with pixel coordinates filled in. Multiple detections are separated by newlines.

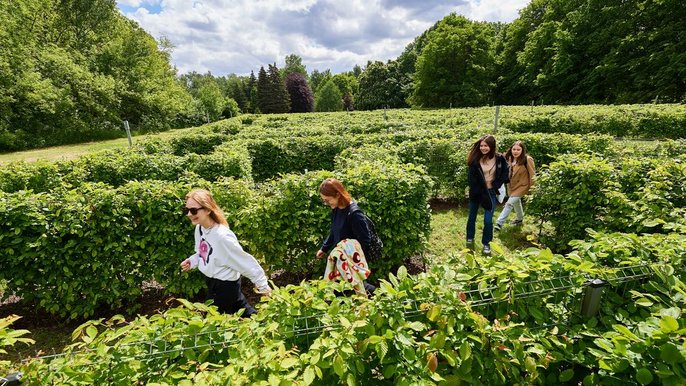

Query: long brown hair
left=505, top=141, right=529, bottom=165
left=319, top=178, right=352, bottom=207
left=185, top=189, right=229, bottom=226
left=467, top=135, right=496, bottom=166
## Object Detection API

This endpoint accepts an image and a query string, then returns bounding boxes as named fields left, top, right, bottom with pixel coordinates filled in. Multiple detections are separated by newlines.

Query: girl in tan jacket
left=495, top=141, right=535, bottom=230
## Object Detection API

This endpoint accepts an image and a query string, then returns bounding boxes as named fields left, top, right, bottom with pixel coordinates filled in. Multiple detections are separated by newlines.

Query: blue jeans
left=467, top=189, right=497, bottom=246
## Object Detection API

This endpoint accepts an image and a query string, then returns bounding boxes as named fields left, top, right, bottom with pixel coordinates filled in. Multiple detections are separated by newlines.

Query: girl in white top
left=180, top=189, right=270, bottom=317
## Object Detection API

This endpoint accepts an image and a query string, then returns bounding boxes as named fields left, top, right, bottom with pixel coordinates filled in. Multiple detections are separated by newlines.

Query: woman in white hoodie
left=180, top=189, right=270, bottom=317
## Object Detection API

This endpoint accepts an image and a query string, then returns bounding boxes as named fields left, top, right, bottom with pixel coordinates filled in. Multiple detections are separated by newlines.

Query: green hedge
left=0, top=162, right=432, bottom=318
left=529, top=155, right=686, bottom=250
left=0, top=178, right=253, bottom=319
left=238, top=161, right=433, bottom=280
left=0, top=147, right=253, bottom=193
left=17, top=231, right=686, bottom=385
left=500, top=104, right=686, bottom=139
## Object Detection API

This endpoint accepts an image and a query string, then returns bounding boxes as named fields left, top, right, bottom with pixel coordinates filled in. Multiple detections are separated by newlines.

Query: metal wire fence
left=4, top=263, right=666, bottom=383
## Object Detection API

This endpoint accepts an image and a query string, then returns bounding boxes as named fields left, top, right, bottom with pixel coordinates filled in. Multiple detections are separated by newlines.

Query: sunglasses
left=182, top=207, right=204, bottom=215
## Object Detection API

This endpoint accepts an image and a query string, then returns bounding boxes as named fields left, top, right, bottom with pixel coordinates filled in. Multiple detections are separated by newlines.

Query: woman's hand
left=256, top=287, right=272, bottom=297
left=180, top=259, right=191, bottom=272
left=316, top=249, right=325, bottom=259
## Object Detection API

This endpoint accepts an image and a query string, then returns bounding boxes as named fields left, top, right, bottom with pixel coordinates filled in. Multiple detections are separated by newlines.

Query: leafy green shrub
left=334, top=143, right=402, bottom=170
left=0, top=315, right=34, bottom=374
left=397, top=138, right=470, bottom=198
left=528, top=155, right=630, bottom=251
left=0, top=177, right=254, bottom=319
left=186, top=146, right=253, bottom=182
left=68, top=149, right=187, bottom=187
left=242, top=136, right=351, bottom=181
left=16, top=229, right=686, bottom=384
left=168, top=133, right=230, bottom=156
left=500, top=104, right=686, bottom=139
left=0, top=161, right=63, bottom=193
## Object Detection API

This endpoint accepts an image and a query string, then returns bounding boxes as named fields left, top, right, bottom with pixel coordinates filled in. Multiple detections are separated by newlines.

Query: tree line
left=0, top=0, right=206, bottom=152
left=1, top=0, right=683, bottom=152
left=199, top=0, right=685, bottom=116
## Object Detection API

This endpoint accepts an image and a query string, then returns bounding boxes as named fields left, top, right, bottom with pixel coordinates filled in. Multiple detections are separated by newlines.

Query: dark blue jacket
left=468, top=154, right=509, bottom=210
left=321, top=202, right=371, bottom=256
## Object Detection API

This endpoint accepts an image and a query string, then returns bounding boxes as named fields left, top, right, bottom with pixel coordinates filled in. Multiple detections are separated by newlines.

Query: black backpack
left=349, top=209, right=384, bottom=262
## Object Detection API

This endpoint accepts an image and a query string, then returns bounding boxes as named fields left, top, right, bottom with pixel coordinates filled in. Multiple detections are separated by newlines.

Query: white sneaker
left=482, top=245, right=491, bottom=254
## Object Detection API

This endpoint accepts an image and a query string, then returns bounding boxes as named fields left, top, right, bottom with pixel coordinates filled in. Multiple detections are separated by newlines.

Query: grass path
left=0, top=127, right=198, bottom=164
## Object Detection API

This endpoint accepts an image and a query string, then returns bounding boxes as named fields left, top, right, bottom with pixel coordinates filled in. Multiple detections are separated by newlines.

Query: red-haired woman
left=466, top=135, right=509, bottom=254
left=316, top=178, right=375, bottom=295
left=180, top=189, right=271, bottom=317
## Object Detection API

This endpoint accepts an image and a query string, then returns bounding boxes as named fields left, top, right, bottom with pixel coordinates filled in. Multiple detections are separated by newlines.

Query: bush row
left=208, top=105, right=685, bottom=140
left=0, top=162, right=431, bottom=319
left=528, top=155, right=686, bottom=251
left=500, top=104, right=686, bottom=139
left=14, top=230, right=686, bottom=385
left=0, top=147, right=252, bottom=193
left=0, top=131, right=614, bottom=202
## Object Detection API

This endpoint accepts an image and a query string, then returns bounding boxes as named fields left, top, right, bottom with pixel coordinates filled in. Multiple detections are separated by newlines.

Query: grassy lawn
left=0, top=127, right=199, bottom=165
left=424, top=204, right=540, bottom=265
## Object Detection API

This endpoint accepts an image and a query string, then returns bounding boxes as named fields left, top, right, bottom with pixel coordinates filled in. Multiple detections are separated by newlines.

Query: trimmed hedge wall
left=0, top=161, right=432, bottom=318
left=499, top=104, right=686, bottom=139
left=528, top=155, right=686, bottom=251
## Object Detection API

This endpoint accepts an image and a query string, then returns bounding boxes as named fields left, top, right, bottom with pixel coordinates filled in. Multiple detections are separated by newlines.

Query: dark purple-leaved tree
left=285, top=73, right=314, bottom=113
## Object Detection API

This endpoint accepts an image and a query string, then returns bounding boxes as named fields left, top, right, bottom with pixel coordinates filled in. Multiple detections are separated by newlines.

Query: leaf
left=367, top=335, right=383, bottom=344
left=281, top=357, right=298, bottom=369
left=613, top=325, right=639, bottom=342
left=636, top=368, right=653, bottom=385
left=660, top=343, right=681, bottom=363
left=659, top=315, right=679, bottom=333
left=427, top=305, right=441, bottom=321
left=559, top=369, right=574, bottom=382
left=333, top=354, right=345, bottom=377
left=635, top=298, right=653, bottom=307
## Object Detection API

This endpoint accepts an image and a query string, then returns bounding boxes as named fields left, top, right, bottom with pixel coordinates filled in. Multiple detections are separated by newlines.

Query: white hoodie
left=186, top=224, right=269, bottom=292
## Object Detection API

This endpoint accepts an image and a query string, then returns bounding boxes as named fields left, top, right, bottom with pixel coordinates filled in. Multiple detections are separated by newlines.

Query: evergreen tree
left=256, top=66, right=269, bottom=113
left=267, top=63, right=290, bottom=113
left=246, top=70, right=257, bottom=113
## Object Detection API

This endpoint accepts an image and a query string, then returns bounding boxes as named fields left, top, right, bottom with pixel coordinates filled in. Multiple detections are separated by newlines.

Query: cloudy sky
left=116, top=0, right=531, bottom=77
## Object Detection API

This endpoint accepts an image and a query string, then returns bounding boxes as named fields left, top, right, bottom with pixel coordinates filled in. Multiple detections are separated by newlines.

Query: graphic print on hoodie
left=198, top=227, right=213, bottom=265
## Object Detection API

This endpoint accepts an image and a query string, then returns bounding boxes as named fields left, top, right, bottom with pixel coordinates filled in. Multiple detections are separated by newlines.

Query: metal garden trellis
left=3, top=263, right=663, bottom=384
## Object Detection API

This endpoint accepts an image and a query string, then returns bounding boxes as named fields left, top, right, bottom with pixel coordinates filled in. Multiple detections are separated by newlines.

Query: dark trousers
left=205, top=276, right=256, bottom=317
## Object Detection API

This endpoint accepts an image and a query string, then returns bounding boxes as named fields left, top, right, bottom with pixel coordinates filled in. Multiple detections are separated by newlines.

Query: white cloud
left=117, top=0, right=530, bottom=76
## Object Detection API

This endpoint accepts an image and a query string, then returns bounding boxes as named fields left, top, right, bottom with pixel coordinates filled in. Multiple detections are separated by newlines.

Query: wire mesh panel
left=12, top=263, right=663, bottom=376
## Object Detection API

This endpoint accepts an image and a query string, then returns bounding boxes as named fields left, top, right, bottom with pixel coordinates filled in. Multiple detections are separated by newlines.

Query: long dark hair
left=505, top=141, right=529, bottom=165
left=467, top=135, right=496, bottom=166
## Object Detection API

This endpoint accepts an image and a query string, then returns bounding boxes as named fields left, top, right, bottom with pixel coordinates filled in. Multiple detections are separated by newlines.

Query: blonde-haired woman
left=180, top=189, right=270, bottom=317
left=495, top=141, right=536, bottom=230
